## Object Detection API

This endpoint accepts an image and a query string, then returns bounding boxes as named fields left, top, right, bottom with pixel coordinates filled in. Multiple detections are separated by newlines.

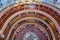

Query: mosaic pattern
left=14, top=24, right=47, bottom=40
left=0, top=1, right=60, bottom=40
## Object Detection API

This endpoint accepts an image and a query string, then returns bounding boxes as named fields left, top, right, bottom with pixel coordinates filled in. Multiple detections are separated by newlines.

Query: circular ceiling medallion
left=13, top=24, right=47, bottom=40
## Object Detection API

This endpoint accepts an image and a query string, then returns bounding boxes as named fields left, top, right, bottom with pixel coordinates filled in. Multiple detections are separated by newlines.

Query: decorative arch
left=0, top=2, right=60, bottom=40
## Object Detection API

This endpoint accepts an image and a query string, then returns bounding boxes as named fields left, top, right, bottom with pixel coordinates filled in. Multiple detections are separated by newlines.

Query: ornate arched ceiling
left=0, top=0, right=60, bottom=40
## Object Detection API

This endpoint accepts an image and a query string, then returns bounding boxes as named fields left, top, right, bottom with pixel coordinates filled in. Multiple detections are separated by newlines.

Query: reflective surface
left=23, top=31, right=39, bottom=40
